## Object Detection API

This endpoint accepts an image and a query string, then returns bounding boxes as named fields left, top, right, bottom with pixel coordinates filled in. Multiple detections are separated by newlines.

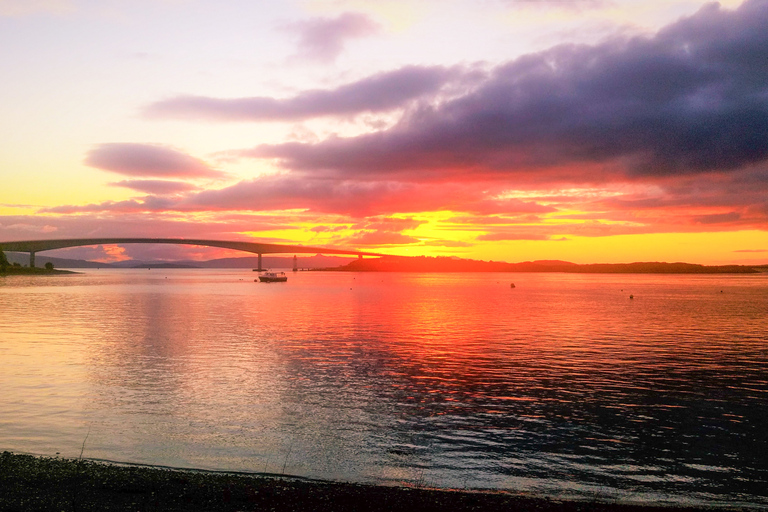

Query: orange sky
left=1, top=0, right=767, bottom=265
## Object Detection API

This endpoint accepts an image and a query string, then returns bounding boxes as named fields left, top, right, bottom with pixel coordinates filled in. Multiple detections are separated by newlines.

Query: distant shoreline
left=317, top=259, right=766, bottom=274
left=0, top=452, right=740, bottom=512
left=0, top=267, right=76, bottom=276
left=3, top=250, right=766, bottom=274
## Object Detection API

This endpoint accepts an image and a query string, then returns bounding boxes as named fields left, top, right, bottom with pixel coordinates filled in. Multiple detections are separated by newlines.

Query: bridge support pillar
left=358, top=254, right=363, bottom=260
left=30, top=252, right=35, bottom=268
left=293, top=255, right=298, bottom=272
left=257, top=253, right=263, bottom=271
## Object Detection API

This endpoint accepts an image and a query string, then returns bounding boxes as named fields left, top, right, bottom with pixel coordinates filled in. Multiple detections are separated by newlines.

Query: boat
left=258, top=271, right=287, bottom=283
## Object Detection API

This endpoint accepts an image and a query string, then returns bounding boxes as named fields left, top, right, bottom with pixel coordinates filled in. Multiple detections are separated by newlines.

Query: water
left=1, top=269, right=767, bottom=507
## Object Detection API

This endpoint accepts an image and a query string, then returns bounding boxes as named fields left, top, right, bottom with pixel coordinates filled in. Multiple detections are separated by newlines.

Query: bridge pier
left=30, top=252, right=35, bottom=268
left=293, top=255, right=298, bottom=272
left=257, top=253, right=263, bottom=271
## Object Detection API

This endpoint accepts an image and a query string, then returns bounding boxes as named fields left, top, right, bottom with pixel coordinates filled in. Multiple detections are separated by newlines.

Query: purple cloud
left=285, top=12, right=380, bottom=62
left=109, top=180, right=198, bottom=195
left=245, top=0, right=768, bottom=181
left=85, top=143, right=225, bottom=178
left=144, top=66, right=463, bottom=122
left=692, top=212, right=742, bottom=224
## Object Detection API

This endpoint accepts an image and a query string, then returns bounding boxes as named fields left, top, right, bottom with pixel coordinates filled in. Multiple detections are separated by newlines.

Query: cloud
left=144, top=66, right=464, bottom=122
left=85, top=143, right=225, bottom=178
left=692, top=212, right=742, bottom=224
left=185, top=176, right=436, bottom=216
left=246, top=0, right=768, bottom=181
left=40, top=197, right=175, bottom=214
left=476, top=232, right=551, bottom=241
left=423, top=239, right=474, bottom=248
left=284, top=12, right=380, bottom=62
left=182, top=175, right=562, bottom=217
left=499, top=0, right=612, bottom=10
left=346, top=231, right=420, bottom=246
left=0, top=213, right=293, bottom=245
left=109, top=180, right=198, bottom=195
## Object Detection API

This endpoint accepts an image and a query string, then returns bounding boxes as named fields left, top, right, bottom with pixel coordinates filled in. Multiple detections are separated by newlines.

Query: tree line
left=0, top=249, right=54, bottom=272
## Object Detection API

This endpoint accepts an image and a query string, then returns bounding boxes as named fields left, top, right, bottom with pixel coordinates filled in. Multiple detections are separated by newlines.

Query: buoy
left=629, top=294, right=634, bottom=299
left=510, top=283, right=516, bottom=288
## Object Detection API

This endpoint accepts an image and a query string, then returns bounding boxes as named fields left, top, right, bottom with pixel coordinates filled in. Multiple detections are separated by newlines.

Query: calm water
left=1, top=269, right=767, bottom=506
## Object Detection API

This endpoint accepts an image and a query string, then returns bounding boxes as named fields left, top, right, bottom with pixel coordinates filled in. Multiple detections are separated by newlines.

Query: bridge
left=0, top=238, right=383, bottom=270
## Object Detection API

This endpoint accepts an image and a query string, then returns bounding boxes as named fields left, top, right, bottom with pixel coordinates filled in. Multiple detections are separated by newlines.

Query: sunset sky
left=1, top=0, right=767, bottom=264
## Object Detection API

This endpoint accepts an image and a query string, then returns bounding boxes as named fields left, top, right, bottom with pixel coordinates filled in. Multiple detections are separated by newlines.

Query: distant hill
left=4, top=251, right=761, bottom=273
left=322, top=256, right=760, bottom=274
left=4, top=252, right=116, bottom=268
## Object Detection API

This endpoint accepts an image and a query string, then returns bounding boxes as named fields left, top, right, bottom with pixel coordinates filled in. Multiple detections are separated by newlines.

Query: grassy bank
left=0, top=267, right=75, bottom=275
left=0, top=452, right=750, bottom=512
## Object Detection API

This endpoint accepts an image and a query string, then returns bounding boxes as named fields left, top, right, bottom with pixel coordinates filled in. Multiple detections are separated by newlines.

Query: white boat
left=258, top=271, right=287, bottom=283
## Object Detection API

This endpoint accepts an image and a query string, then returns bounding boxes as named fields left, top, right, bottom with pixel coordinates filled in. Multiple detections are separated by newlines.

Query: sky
left=1, top=0, right=767, bottom=264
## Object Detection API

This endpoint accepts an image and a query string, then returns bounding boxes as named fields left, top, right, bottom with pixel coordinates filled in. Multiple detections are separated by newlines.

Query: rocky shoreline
left=0, top=452, right=754, bottom=512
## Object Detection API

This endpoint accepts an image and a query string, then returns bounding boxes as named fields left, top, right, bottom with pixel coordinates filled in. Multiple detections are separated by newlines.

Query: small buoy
left=629, top=294, right=634, bottom=299
left=510, top=283, right=515, bottom=288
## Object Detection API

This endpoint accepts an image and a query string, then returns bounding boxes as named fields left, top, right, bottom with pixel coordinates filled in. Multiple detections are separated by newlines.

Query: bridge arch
left=0, top=238, right=380, bottom=269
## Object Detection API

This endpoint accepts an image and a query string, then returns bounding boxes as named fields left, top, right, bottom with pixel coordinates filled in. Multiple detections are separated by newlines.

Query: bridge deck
left=0, top=238, right=382, bottom=267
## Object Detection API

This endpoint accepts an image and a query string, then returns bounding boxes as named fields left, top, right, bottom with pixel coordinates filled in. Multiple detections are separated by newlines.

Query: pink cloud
left=0, top=213, right=292, bottom=243
left=285, top=12, right=380, bottom=62
left=144, top=66, right=464, bottom=122
left=109, top=180, right=199, bottom=195
left=85, top=143, right=225, bottom=178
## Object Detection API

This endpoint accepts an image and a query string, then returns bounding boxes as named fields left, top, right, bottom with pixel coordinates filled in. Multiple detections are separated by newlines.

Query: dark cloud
left=284, top=12, right=380, bottom=62
left=248, top=0, right=768, bottom=180
left=85, top=143, right=225, bottom=178
left=692, top=211, right=742, bottom=224
left=109, top=180, right=198, bottom=195
left=144, top=66, right=464, bottom=122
